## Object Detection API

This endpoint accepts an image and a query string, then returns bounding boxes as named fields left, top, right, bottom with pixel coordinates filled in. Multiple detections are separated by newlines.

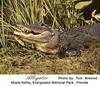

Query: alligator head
left=14, top=23, right=60, bottom=54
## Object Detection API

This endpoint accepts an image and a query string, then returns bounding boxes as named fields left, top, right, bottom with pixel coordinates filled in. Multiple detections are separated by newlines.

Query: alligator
left=14, top=23, right=100, bottom=58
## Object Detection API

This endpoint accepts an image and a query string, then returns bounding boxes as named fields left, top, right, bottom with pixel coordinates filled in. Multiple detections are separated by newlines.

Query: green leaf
left=75, top=1, right=92, bottom=10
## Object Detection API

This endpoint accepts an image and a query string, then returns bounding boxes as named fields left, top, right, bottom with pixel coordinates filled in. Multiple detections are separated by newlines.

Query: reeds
left=0, top=0, right=93, bottom=51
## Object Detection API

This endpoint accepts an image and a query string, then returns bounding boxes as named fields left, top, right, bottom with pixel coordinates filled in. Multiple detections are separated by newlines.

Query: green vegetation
left=0, top=0, right=100, bottom=74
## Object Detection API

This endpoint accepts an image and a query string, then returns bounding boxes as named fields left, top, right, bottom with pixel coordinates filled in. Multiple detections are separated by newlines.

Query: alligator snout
left=14, top=23, right=60, bottom=54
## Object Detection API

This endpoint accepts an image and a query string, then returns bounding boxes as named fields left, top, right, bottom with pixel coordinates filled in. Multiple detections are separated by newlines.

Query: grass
left=0, top=0, right=100, bottom=74
left=0, top=42, right=100, bottom=74
left=0, top=47, right=100, bottom=74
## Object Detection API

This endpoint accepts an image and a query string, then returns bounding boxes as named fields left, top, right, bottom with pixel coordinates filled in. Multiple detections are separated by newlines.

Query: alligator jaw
left=15, top=23, right=54, bottom=34
left=14, top=30, right=59, bottom=54
left=14, top=30, right=54, bottom=43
